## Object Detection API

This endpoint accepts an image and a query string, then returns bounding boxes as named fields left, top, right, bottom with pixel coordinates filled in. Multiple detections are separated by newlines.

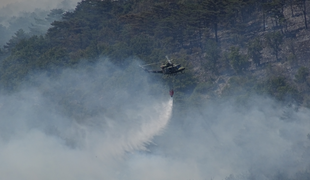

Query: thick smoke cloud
left=0, top=59, right=173, bottom=180
left=0, top=0, right=79, bottom=16
left=0, top=58, right=309, bottom=180
left=153, top=97, right=310, bottom=180
left=0, top=0, right=80, bottom=47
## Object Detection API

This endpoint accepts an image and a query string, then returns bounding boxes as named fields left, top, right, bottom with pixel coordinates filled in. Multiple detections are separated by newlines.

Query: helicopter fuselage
left=162, top=64, right=185, bottom=74
left=139, top=60, right=185, bottom=75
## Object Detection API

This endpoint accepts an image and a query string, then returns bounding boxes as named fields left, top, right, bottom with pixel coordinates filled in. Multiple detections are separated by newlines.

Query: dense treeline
left=1, top=0, right=310, bottom=106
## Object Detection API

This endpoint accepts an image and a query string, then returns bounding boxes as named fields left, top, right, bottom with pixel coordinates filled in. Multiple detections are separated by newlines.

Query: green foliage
left=295, top=0, right=308, bottom=29
left=38, top=47, right=70, bottom=68
left=287, top=53, right=297, bottom=65
left=256, top=76, right=299, bottom=101
left=4, top=29, right=29, bottom=51
left=0, top=24, right=8, bottom=47
left=0, top=0, right=308, bottom=107
left=247, top=37, right=263, bottom=67
left=286, top=38, right=297, bottom=65
left=265, top=31, right=283, bottom=61
left=263, top=0, right=286, bottom=29
left=129, top=35, right=154, bottom=58
left=0, top=35, right=70, bottom=90
left=0, top=48, right=5, bottom=59
left=200, top=0, right=228, bottom=42
left=221, top=75, right=257, bottom=97
left=29, top=9, right=64, bottom=36
left=230, top=33, right=246, bottom=47
left=228, top=46, right=249, bottom=74
left=204, top=40, right=221, bottom=74
left=295, top=66, right=309, bottom=83
left=107, top=42, right=133, bottom=65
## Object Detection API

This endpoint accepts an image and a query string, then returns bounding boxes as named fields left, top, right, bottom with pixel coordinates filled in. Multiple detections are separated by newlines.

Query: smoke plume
left=0, top=58, right=309, bottom=180
left=0, top=59, right=174, bottom=180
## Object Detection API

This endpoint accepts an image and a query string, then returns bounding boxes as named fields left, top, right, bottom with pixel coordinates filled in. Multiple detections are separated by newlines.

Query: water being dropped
left=73, top=98, right=174, bottom=159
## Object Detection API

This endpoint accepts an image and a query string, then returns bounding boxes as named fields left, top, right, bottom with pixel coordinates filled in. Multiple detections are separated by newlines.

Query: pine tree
left=295, top=0, right=308, bottom=29
left=265, top=31, right=283, bottom=61
left=229, top=46, right=249, bottom=74
left=201, top=0, right=227, bottom=42
left=247, top=37, right=263, bottom=67
left=4, top=29, right=29, bottom=51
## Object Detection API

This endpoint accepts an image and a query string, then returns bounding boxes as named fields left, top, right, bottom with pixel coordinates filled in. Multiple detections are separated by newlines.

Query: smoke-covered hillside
left=0, top=58, right=309, bottom=180
left=1, top=0, right=310, bottom=105
left=0, top=1, right=310, bottom=180
left=0, top=0, right=79, bottom=47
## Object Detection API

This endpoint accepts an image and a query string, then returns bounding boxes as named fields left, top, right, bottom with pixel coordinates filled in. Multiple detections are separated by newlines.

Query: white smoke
left=0, top=59, right=175, bottom=180
left=0, top=0, right=79, bottom=16
left=151, top=97, right=310, bottom=180
left=0, top=0, right=80, bottom=47
left=0, top=58, right=309, bottom=180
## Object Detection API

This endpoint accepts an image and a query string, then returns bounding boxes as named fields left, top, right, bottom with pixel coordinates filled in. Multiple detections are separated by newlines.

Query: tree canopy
left=1, top=0, right=310, bottom=105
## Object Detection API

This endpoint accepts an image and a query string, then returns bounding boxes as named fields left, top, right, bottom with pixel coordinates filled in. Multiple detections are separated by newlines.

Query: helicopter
left=139, top=56, right=185, bottom=76
left=139, top=56, right=185, bottom=98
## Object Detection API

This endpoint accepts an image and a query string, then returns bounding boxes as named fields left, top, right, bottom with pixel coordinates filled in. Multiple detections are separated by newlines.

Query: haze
left=0, top=58, right=309, bottom=180
left=0, top=0, right=80, bottom=47
left=0, top=0, right=80, bottom=13
left=0, top=0, right=18, bottom=8
left=0, top=1, right=310, bottom=180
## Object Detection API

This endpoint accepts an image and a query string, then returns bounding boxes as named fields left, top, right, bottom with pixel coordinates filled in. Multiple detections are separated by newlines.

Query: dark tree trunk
left=263, top=12, right=266, bottom=31
left=290, top=0, right=294, bottom=17
left=303, top=0, right=307, bottom=29
left=214, top=23, right=218, bottom=42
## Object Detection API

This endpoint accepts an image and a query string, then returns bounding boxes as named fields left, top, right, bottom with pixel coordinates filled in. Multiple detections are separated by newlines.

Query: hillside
left=1, top=1, right=310, bottom=180
left=1, top=0, right=310, bottom=107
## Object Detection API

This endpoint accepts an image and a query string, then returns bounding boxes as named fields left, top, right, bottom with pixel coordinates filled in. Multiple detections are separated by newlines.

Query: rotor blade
left=139, top=65, right=163, bottom=74
left=140, top=62, right=160, bottom=67
left=165, top=55, right=172, bottom=63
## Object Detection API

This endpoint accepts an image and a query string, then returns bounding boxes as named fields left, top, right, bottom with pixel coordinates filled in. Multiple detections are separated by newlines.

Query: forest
left=1, top=1, right=310, bottom=180
left=1, top=0, right=310, bottom=106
